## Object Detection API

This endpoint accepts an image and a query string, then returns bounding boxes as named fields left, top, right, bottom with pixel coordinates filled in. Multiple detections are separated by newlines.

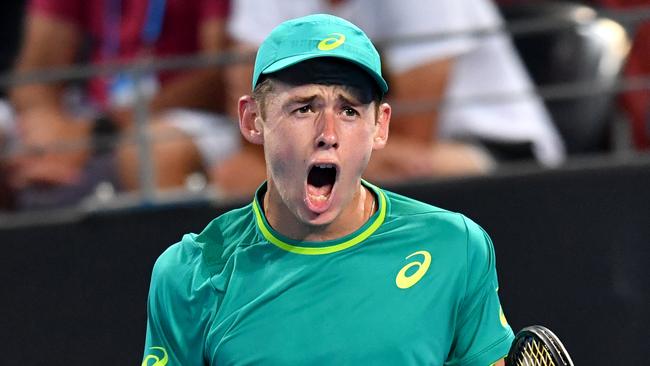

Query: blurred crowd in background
left=0, top=0, right=648, bottom=213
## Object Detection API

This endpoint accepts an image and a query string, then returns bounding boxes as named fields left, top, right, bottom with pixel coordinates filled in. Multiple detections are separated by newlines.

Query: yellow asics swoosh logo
left=318, top=33, right=346, bottom=51
left=499, top=306, right=509, bottom=327
left=395, top=250, right=431, bottom=289
left=495, top=287, right=509, bottom=327
left=142, top=347, right=168, bottom=366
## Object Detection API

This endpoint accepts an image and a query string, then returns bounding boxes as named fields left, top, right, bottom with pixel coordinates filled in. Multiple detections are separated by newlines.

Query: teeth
left=309, top=194, right=328, bottom=201
left=316, top=164, right=334, bottom=169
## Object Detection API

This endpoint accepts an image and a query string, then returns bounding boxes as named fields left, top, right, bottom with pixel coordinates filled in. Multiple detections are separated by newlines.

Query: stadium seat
left=500, top=1, right=630, bottom=154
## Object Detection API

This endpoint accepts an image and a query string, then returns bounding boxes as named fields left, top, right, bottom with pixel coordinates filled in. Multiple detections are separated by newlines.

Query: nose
left=315, top=110, right=339, bottom=149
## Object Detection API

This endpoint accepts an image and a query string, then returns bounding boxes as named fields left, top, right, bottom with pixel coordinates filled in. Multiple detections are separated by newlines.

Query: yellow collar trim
left=252, top=184, right=386, bottom=255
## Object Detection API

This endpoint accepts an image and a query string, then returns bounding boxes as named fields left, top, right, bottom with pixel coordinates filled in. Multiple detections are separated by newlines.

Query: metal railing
left=1, top=3, right=649, bottom=222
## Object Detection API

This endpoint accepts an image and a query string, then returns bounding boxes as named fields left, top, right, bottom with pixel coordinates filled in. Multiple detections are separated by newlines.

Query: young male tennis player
left=142, top=14, right=514, bottom=365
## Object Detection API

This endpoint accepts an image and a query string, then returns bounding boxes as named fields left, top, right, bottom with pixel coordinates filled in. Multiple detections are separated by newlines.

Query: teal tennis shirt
left=142, top=181, right=514, bottom=365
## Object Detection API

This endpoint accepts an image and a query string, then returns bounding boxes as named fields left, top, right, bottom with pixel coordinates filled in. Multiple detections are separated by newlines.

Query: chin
left=298, top=206, right=340, bottom=228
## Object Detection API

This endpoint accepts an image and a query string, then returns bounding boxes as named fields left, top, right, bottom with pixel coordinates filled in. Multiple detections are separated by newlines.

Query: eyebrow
left=282, top=88, right=366, bottom=108
left=337, top=93, right=363, bottom=106
left=286, top=95, right=317, bottom=106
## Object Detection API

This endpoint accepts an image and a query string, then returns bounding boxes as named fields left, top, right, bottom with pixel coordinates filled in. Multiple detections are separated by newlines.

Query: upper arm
left=444, top=216, right=514, bottom=366
left=374, top=0, right=469, bottom=141
left=198, top=0, right=229, bottom=53
left=143, top=243, right=214, bottom=365
left=15, top=11, right=80, bottom=72
left=199, top=18, right=227, bottom=53
left=387, top=57, right=455, bottom=140
left=10, top=11, right=81, bottom=110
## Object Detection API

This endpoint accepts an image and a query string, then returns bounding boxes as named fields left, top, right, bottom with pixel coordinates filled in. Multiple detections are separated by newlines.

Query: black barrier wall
left=1, top=161, right=649, bottom=365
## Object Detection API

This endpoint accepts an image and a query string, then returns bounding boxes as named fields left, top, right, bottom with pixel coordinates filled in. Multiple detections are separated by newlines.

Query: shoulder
left=149, top=234, right=207, bottom=300
left=461, top=215, right=494, bottom=262
left=151, top=204, right=257, bottom=294
left=383, top=188, right=493, bottom=262
left=197, top=0, right=230, bottom=19
left=28, top=0, right=86, bottom=26
left=383, top=188, right=470, bottom=230
left=195, top=203, right=258, bottom=261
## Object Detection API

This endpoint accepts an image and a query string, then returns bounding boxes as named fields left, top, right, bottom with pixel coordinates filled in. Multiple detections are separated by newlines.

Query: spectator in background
left=0, top=0, right=26, bottom=210
left=213, top=0, right=566, bottom=197
left=623, top=21, right=650, bottom=150
left=0, top=102, right=16, bottom=210
left=8, top=0, right=239, bottom=209
left=590, top=0, right=650, bottom=150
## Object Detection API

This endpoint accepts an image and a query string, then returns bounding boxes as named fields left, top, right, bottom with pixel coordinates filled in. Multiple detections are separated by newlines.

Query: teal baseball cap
left=252, top=14, right=388, bottom=94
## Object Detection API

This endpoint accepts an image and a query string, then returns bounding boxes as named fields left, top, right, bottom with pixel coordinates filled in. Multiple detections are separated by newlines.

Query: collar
left=252, top=180, right=387, bottom=255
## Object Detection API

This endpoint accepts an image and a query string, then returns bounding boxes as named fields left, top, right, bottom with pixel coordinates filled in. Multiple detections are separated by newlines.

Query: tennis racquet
left=505, top=325, right=574, bottom=366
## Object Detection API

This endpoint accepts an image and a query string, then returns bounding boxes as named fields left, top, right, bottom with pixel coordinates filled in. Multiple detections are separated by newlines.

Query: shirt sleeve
left=28, top=0, right=84, bottom=28
left=378, top=0, right=501, bottom=73
left=200, top=0, right=230, bottom=21
left=445, top=216, right=514, bottom=366
left=143, top=237, right=215, bottom=366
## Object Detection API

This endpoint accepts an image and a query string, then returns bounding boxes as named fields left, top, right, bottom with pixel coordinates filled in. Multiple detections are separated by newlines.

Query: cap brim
left=261, top=53, right=388, bottom=94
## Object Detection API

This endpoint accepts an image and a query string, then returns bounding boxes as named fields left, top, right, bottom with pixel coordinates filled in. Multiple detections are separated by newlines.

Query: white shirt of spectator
left=228, top=0, right=566, bottom=166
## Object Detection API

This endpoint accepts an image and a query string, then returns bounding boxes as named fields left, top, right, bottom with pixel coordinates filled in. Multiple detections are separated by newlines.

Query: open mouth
left=306, top=163, right=338, bottom=212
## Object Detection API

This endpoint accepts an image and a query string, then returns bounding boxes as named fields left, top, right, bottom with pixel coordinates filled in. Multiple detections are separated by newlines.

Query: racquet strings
left=511, top=334, right=556, bottom=366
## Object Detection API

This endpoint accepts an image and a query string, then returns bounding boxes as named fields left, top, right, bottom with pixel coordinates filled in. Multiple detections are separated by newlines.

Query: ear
left=372, top=102, right=391, bottom=150
left=238, top=95, right=264, bottom=145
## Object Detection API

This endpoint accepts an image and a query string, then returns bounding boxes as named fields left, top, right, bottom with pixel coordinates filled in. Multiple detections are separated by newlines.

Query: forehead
left=260, top=57, right=381, bottom=104
left=269, top=81, right=370, bottom=106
